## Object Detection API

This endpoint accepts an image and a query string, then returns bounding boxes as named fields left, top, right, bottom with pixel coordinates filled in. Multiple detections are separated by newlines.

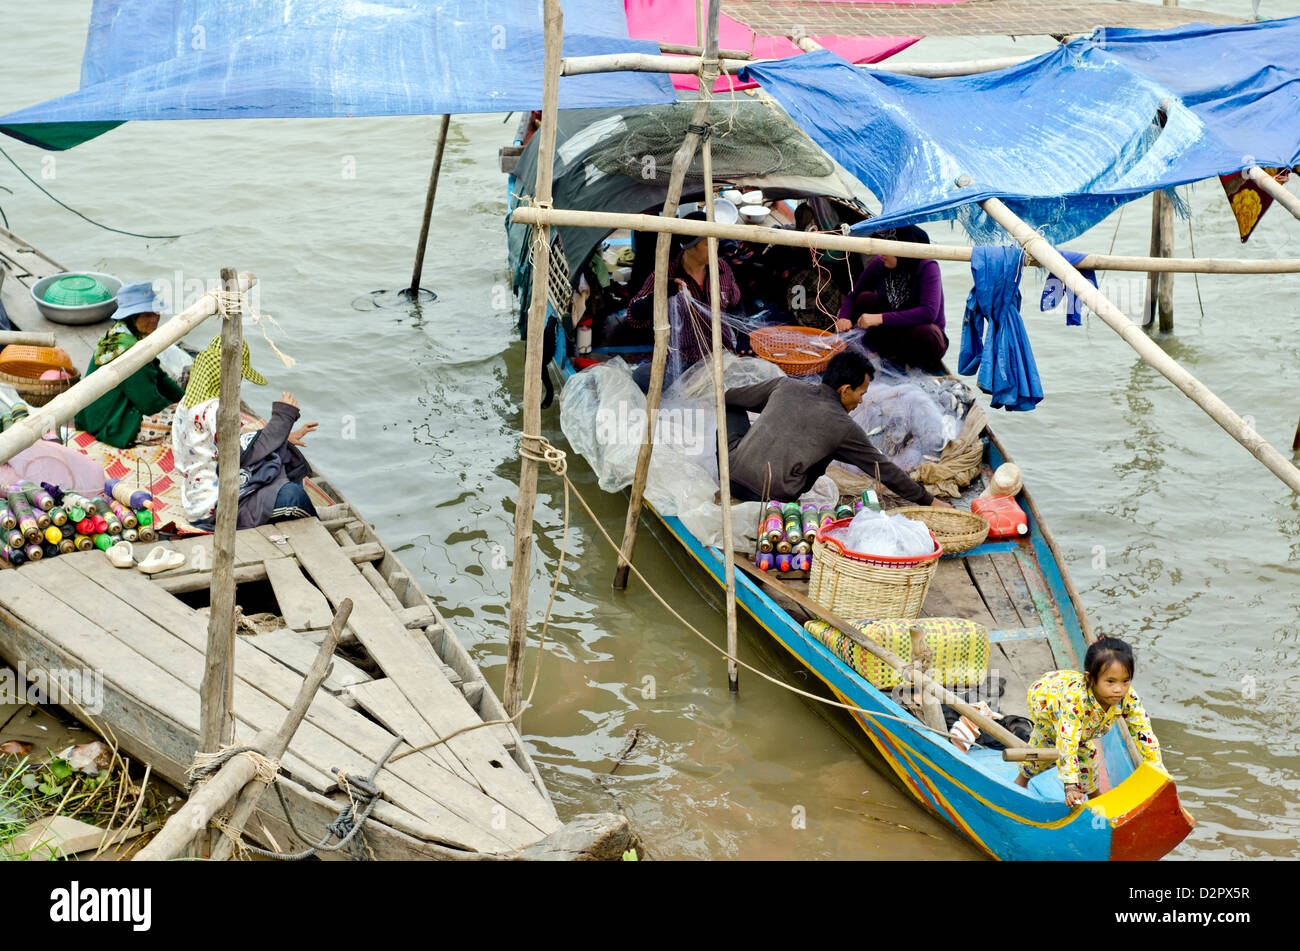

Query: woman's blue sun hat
left=114, top=281, right=165, bottom=320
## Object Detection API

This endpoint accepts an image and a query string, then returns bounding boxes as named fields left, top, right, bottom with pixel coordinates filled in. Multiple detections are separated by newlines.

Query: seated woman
left=625, top=211, right=741, bottom=392
left=74, top=282, right=185, bottom=447
left=172, top=336, right=318, bottom=530
left=834, top=225, right=948, bottom=368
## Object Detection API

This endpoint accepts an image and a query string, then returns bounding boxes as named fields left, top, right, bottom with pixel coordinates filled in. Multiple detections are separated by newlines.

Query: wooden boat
left=505, top=114, right=1195, bottom=860
left=0, top=225, right=633, bottom=860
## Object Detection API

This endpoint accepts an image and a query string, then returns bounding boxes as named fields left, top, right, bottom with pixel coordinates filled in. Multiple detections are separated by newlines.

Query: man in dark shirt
left=722, top=350, right=952, bottom=508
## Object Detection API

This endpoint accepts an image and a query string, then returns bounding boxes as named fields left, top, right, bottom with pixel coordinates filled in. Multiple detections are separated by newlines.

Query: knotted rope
left=214, top=285, right=296, bottom=369
left=185, top=745, right=279, bottom=792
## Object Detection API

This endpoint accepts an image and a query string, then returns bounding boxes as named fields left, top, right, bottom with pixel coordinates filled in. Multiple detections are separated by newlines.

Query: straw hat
left=980, top=462, right=1023, bottom=498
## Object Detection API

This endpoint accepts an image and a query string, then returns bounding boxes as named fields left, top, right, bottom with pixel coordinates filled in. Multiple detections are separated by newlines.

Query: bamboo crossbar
left=1247, top=166, right=1300, bottom=222
left=0, top=273, right=256, bottom=465
left=509, top=205, right=1300, bottom=275
left=564, top=50, right=1046, bottom=80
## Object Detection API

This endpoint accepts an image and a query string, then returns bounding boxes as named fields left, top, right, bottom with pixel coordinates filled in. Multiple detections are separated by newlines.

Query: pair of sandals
left=105, top=541, right=185, bottom=574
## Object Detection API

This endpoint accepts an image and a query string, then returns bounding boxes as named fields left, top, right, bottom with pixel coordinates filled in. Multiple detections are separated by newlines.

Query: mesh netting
left=586, top=100, right=835, bottom=184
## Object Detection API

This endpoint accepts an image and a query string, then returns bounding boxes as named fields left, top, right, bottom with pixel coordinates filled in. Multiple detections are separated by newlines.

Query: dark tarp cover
left=506, top=100, right=866, bottom=293
left=739, top=17, right=1300, bottom=243
left=0, top=0, right=676, bottom=151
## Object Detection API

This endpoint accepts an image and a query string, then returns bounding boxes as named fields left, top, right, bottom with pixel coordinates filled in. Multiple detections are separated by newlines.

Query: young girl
left=1013, top=636, right=1164, bottom=806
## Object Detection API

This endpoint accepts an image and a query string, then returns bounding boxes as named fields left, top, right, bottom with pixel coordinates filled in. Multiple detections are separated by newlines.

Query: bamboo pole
left=908, top=626, right=947, bottom=735
left=658, top=42, right=752, bottom=60
left=611, top=56, right=722, bottom=592
left=199, top=268, right=244, bottom=760
left=1247, top=166, right=1300, bottom=222
left=560, top=51, right=1039, bottom=79
left=981, top=196, right=1300, bottom=496
left=1144, top=192, right=1175, bottom=330
left=408, top=114, right=452, bottom=295
left=208, top=600, right=354, bottom=861
left=734, top=561, right=1025, bottom=749
left=504, top=0, right=563, bottom=719
left=0, top=330, right=56, bottom=347
left=508, top=206, right=1300, bottom=275
left=697, top=0, right=738, bottom=692
left=0, top=274, right=255, bottom=465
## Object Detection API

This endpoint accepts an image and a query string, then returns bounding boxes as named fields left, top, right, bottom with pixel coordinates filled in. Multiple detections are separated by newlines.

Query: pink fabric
left=2, top=440, right=107, bottom=497
left=623, top=0, right=962, bottom=92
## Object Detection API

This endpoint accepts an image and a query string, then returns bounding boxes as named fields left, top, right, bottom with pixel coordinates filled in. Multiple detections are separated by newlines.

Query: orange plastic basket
left=0, top=345, right=77, bottom=379
left=748, top=325, right=845, bottom=376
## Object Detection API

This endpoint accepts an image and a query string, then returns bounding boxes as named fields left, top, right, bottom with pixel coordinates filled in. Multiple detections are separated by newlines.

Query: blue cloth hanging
left=959, top=246, right=1044, bottom=412
left=1041, top=250, right=1098, bottom=326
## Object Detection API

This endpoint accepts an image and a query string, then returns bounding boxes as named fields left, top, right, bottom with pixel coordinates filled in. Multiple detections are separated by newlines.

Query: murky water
left=0, top=0, right=1295, bottom=859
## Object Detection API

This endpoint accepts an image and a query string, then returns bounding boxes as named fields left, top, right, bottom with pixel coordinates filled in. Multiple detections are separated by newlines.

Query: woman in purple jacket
left=834, top=225, right=948, bottom=367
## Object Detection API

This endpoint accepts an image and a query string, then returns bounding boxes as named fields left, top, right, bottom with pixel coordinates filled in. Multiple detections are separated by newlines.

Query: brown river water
left=0, top=0, right=1295, bottom=860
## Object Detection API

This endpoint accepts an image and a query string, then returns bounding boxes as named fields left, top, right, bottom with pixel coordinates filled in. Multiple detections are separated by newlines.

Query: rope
left=215, top=286, right=297, bottom=369
left=185, top=745, right=279, bottom=791
left=0, top=144, right=188, bottom=240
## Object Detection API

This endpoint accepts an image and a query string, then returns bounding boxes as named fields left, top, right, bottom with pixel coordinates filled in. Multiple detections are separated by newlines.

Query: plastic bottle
left=794, top=552, right=812, bottom=571
left=775, top=552, right=793, bottom=572
left=775, top=538, right=792, bottom=554
left=3, top=545, right=25, bottom=567
left=9, top=496, right=40, bottom=544
left=109, top=500, right=138, bottom=530
left=43, top=526, right=62, bottom=546
left=121, top=527, right=139, bottom=543
left=24, top=543, right=43, bottom=562
left=834, top=502, right=854, bottom=521
left=755, top=552, right=774, bottom=571
left=49, top=506, right=68, bottom=527
left=57, top=538, right=76, bottom=555
left=9, top=403, right=28, bottom=424
left=93, top=533, right=113, bottom=551
left=105, top=479, right=154, bottom=511
left=818, top=506, right=835, bottom=533
left=6, top=529, right=24, bottom=549
left=33, top=507, right=51, bottom=532
left=63, top=492, right=94, bottom=517
left=136, top=508, right=154, bottom=528
left=19, top=481, right=54, bottom=512
left=137, top=524, right=158, bottom=543
left=800, top=504, right=819, bottom=544
left=971, top=495, right=1028, bottom=537
left=41, top=542, right=59, bottom=560
left=762, top=506, right=784, bottom=545
left=861, top=489, right=881, bottom=512
left=76, top=517, right=96, bottom=536
left=92, top=515, right=109, bottom=535
left=74, top=534, right=94, bottom=552
left=95, top=499, right=123, bottom=535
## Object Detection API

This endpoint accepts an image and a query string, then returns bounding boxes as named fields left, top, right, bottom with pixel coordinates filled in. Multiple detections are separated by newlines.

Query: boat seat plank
left=922, top=558, right=997, bottom=627
left=280, top=517, right=561, bottom=833
left=71, top=555, right=535, bottom=851
left=262, top=558, right=333, bottom=631
left=1000, top=637, right=1058, bottom=693
left=963, top=555, right=1022, bottom=628
left=990, top=551, right=1038, bottom=628
left=991, top=643, right=1030, bottom=718
left=1011, top=549, right=1074, bottom=668
left=241, top=628, right=371, bottom=691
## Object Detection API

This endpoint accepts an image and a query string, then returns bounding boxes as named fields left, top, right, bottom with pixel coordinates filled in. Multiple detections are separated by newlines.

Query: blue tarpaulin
left=0, top=0, right=676, bottom=150
left=740, top=17, right=1300, bottom=243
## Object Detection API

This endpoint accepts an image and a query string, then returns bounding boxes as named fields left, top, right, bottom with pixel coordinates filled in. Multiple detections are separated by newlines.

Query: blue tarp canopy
left=740, top=17, right=1300, bottom=243
left=1, top=0, right=676, bottom=151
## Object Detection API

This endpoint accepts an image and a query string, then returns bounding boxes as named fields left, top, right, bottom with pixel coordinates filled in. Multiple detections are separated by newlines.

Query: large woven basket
left=808, top=518, right=942, bottom=621
left=891, top=506, right=990, bottom=555
left=0, top=346, right=80, bottom=407
left=748, top=325, right=845, bottom=376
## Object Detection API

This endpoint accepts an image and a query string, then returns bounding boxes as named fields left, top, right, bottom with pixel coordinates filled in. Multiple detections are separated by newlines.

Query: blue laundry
left=1041, top=250, right=1098, bottom=326
left=959, top=246, right=1044, bottom=413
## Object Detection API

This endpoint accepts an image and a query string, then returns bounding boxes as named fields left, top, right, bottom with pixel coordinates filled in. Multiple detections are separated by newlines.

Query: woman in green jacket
left=75, top=282, right=185, bottom=448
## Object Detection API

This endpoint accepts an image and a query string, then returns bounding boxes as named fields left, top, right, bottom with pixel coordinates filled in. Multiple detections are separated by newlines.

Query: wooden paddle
left=733, top=559, right=1026, bottom=751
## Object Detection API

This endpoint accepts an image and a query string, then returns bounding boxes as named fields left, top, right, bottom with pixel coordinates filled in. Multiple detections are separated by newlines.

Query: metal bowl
left=30, top=271, right=122, bottom=325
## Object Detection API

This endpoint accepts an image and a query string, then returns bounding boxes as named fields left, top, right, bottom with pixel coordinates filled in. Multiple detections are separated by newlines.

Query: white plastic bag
left=832, top=508, right=934, bottom=559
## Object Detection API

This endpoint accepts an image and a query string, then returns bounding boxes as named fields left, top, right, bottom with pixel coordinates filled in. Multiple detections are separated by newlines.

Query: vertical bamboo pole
left=612, top=9, right=721, bottom=590
left=698, top=5, right=737, bottom=692
left=504, top=0, right=563, bottom=719
left=408, top=114, right=453, bottom=295
left=197, top=265, right=244, bottom=855
left=1143, top=192, right=1174, bottom=331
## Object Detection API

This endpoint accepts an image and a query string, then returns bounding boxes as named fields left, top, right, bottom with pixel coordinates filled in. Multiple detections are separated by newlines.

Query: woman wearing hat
left=74, top=281, right=185, bottom=447
left=172, top=336, right=318, bottom=528
left=625, top=210, right=742, bottom=393
left=834, top=225, right=948, bottom=369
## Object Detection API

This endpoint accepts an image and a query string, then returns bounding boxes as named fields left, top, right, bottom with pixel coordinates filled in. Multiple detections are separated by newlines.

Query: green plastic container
left=43, top=275, right=113, bottom=307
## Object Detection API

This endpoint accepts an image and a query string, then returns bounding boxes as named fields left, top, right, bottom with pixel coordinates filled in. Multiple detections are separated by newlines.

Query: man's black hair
left=821, top=350, right=875, bottom=392
left=1084, top=635, right=1136, bottom=683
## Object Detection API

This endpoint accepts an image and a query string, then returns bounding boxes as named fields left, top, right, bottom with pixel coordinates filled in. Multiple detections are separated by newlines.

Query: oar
left=733, top=560, right=1026, bottom=751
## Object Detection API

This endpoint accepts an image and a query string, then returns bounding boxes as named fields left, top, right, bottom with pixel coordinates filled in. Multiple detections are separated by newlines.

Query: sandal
left=105, top=541, right=134, bottom=569
left=136, top=545, right=185, bottom=575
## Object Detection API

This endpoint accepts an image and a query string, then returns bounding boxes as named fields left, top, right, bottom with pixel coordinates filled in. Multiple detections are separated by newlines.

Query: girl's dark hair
left=1084, top=636, right=1135, bottom=682
left=821, top=350, right=875, bottom=391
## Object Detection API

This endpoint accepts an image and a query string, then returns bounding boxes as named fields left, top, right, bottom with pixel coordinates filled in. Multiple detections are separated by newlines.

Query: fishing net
left=585, top=100, right=835, bottom=185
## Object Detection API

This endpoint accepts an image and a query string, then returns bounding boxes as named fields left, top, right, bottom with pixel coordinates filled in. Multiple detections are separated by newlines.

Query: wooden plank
left=1001, top=636, right=1058, bottom=690
left=963, top=555, right=1021, bottom=628
left=396, top=605, right=438, bottom=629
left=921, top=558, right=997, bottom=627
left=70, top=552, right=532, bottom=850
left=990, top=550, right=1037, bottom=627
left=987, top=626, right=1046, bottom=642
left=152, top=542, right=383, bottom=595
left=262, top=558, right=333, bottom=630
left=991, top=643, right=1029, bottom=718
left=242, top=628, right=371, bottom=690
left=280, top=517, right=561, bottom=832
left=1012, top=548, right=1074, bottom=668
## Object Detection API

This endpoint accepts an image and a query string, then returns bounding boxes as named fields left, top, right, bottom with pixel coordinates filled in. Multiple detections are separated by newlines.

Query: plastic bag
left=798, top=474, right=838, bottom=510
left=844, top=379, right=958, bottom=474
left=831, top=508, right=934, bottom=559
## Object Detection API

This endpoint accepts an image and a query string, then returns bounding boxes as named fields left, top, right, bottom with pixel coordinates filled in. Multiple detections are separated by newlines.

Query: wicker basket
left=891, top=506, right=990, bottom=555
left=808, top=518, right=942, bottom=621
left=0, top=346, right=81, bottom=408
left=748, top=325, right=845, bottom=376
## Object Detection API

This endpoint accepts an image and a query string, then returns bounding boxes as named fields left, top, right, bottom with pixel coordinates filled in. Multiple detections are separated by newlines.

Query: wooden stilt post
left=196, top=266, right=245, bottom=857
left=1144, top=191, right=1175, bottom=331
left=504, top=0, right=563, bottom=720
left=981, top=196, right=1300, bottom=495
left=612, top=14, right=720, bottom=590
left=697, top=1, right=738, bottom=692
left=408, top=114, right=452, bottom=296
